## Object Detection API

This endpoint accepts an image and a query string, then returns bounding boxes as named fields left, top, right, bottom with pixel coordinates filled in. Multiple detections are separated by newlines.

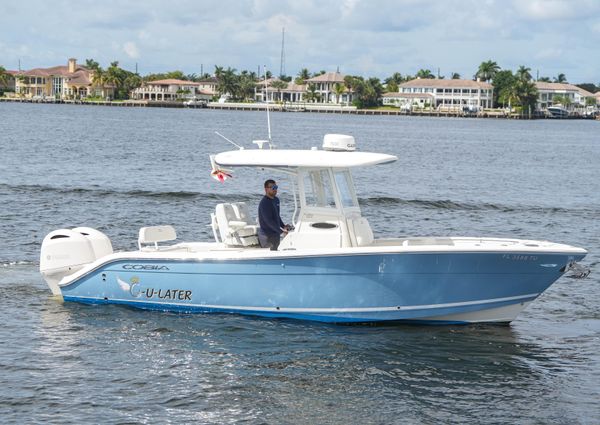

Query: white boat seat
left=350, top=217, right=374, bottom=247
left=231, top=202, right=259, bottom=233
left=138, top=225, right=177, bottom=250
left=214, top=203, right=258, bottom=247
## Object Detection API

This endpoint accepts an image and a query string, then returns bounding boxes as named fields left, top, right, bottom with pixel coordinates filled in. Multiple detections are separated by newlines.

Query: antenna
left=264, top=65, right=272, bottom=148
left=279, top=27, right=285, bottom=77
left=214, top=131, right=244, bottom=150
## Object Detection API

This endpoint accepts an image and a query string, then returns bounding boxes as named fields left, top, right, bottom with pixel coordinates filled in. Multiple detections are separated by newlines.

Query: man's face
left=265, top=182, right=278, bottom=198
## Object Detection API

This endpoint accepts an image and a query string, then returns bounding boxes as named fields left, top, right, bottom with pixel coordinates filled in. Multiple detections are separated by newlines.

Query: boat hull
left=57, top=250, right=583, bottom=324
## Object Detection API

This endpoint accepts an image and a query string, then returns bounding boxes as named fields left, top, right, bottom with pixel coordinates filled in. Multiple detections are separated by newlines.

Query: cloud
left=534, top=47, right=563, bottom=60
left=514, top=0, right=599, bottom=21
left=2, top=0, right=599, bottom=82
left=123, top=42, right=140, bottom=59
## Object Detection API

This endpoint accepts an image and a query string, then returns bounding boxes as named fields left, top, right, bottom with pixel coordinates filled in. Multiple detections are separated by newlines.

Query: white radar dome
left=322, top=134, right=356, bottom=152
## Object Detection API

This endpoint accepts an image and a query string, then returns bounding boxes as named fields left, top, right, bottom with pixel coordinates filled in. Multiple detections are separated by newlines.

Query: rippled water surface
left=1, top=103, right=599, bottom=424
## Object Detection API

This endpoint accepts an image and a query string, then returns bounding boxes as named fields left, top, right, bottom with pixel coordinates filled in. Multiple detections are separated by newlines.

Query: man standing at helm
left=258, top=179, right=289, bottom=250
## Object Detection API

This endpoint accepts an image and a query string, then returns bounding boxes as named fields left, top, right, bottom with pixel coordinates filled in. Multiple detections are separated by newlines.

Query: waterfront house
left=255, top=78, right=306, bottom=103
left=197, top=77, right=218, bottom=99
left=130, top=79, right=201, bottom=101
left=0, top=70, right=16, bottom=94
left=305, top=71, right=352, bottom=104
left=398, top=78, right=493, bottom=109
left=381, top=92, right=434, bottom=109
left=535, top=82, right=595, bottom=110
left=14, top=58, right=114, bottom=100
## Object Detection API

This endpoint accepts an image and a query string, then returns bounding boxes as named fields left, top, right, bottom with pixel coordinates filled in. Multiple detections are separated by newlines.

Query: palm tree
left=270, top=79, right=287, bottom=102
left=91, top=67, right=106, bottom=97
left=0, top=65, right=10, bottom=87
left=214, top=66, right=224, bottom=80
left=475, top=60, right=500, bottom=82
left=416, top=69, right=435, bottom=79
left=515, top=65, right=532, bottom=82
left=295, top=68, right=310, bottom=85
left=238, top=74, right=256, bottom=101
left=385, top=72, right=404, bottom=85
left=553, top=73, right=567, bottom=83
left=305, top=83, right=320, bottom=103
left=537, top=76, right=551, bottom=82
left=217, top=67, right=238, bottom=98
left=451, top=72, right=461, bottom=79
left=332, top=83, right=346, bottom=104
left=104, top=63, right=123, bottom=99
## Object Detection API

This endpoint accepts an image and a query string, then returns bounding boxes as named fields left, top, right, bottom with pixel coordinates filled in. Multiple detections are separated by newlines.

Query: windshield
left=303, top=170, right=336, bottom=208
left=334, top=170, right=358, bottom=208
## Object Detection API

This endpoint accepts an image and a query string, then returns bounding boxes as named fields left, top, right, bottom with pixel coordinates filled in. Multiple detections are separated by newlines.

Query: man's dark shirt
left=258, top=195, right=284, bottom=236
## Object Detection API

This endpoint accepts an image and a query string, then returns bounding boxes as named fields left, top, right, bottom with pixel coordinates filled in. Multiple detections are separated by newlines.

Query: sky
left=1, top=0, right=599, bottom=83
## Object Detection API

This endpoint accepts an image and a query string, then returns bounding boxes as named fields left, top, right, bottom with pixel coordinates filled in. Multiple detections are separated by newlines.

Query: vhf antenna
left=264, top=65, right=272, bottom=148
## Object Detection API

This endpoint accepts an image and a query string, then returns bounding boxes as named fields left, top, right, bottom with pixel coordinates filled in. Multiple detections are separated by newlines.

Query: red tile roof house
left=14, top=58, right=114, bottom=100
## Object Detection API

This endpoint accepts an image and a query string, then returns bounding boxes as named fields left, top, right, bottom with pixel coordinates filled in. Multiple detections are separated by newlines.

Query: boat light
left=253, top=140, right=269, bottom=149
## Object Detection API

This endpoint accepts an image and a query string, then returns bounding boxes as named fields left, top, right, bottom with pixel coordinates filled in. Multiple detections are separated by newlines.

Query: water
left=1, top=103, right=599, bottom=424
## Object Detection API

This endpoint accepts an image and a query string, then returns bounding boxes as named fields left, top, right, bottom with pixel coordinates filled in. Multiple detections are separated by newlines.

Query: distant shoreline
left=1, top=97, right=597, bottom=120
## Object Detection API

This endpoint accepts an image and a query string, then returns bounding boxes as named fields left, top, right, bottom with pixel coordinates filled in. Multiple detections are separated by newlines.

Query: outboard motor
left=40, top=228, right=113, bottom=296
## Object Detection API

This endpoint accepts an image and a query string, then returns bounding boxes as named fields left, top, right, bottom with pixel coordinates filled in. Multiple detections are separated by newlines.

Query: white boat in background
left=39, top=132, right=589, bottom=325
left=546, top=105, right=569, bottom=118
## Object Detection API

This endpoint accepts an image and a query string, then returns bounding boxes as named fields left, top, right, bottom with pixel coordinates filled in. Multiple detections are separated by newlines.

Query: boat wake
left=0, top=183, right=255, bottom=202
left=361, top=196, right=597, bottom=215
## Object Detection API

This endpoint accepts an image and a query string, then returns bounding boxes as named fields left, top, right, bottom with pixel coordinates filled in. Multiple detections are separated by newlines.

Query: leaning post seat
left=138, top=225, right=177, bottom=250
left=214, top=203, right=259, bottom=247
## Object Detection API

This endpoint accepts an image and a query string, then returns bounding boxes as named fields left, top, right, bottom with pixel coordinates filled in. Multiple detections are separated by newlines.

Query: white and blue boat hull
left=57, top=250, right=584, bottom=324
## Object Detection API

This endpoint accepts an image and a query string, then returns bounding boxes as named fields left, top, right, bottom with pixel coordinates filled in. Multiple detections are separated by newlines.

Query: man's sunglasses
left=269, top=185, right=278, bottom=190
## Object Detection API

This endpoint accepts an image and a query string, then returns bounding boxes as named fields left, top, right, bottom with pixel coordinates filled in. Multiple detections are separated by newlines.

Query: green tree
left=216, top=67, right=239, bottom=98
left=333, top=82, right=346, bottom=104
left=386, top=81, right=399, bottom=92
left=295, top=68, right=310, bottom=85
left=553, top=73, right=567, bottom=83
left=90, top=67, right=106, bottom=97
left=85, top=59, right=100, bottom=71
left=451, top=72, right=461, bottom=79
left=515, top=79, right=538, bottom=111
left=0, top=65, right=11, bottom=87
left=238, top=72, right=257, bottom=101
left=214, top=66, right=224, bottom=80
left=515, top=65, right=532, bottom=82
left=576, top=83, right=597, bottom=93
left=270, top=79, right=287, bottom=102
left=476, top=60, right=500, bottom=82
left=346, top=76, right=383, bottom=108
left=491, top=70, right=516, bottom=107
left=537, top=76, right=551, bottom=82
left=416, top=69, right=435, bottom=79
left=304, top=83, right=320, bottom=103
left=384, top=72, right=404, bottom=85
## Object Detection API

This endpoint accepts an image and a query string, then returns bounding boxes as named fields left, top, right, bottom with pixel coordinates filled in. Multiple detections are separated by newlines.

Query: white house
left=305, top=71, right=352, bottom=104
left=382, top=92, right=434, bottom=109
left=398, top=78, right=494, bottom=109
left=255, top=78, right=306, bottom=103
left=130, top=79, right=200, bottom=101
left=534, top=82, right=595, bottom=110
